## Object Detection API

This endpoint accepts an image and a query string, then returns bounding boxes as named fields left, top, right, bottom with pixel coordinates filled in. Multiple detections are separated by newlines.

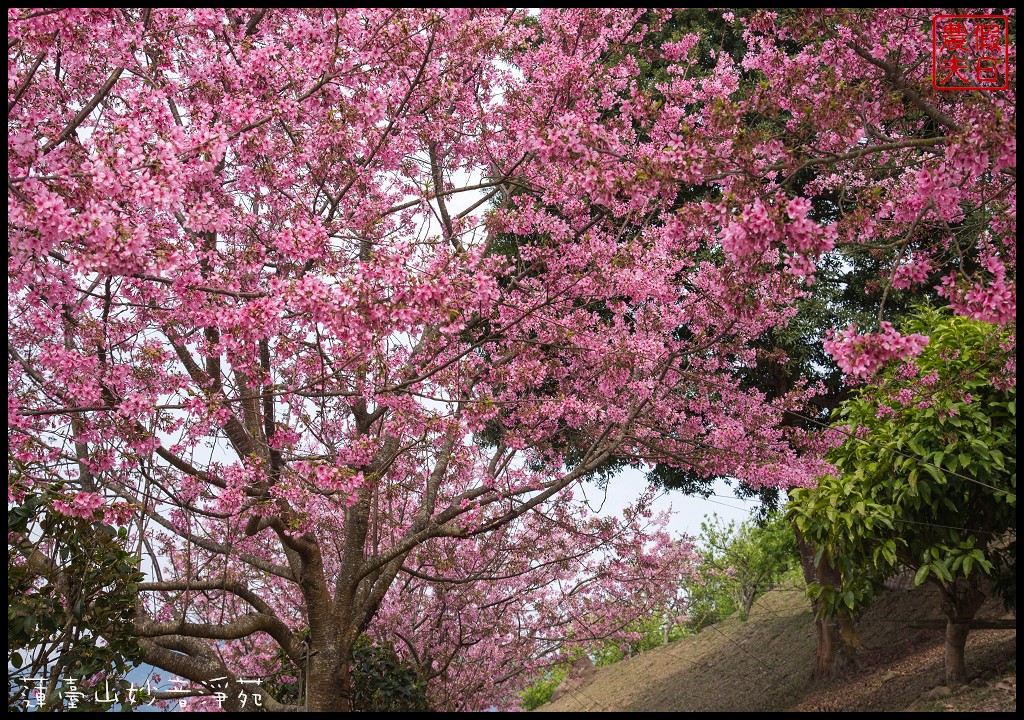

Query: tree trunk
left=810, top=613, right=842, bottom=681
left=944, top=621, right=971, bottom=687
left=938, top=574, right=987, bottom=688
left=795, top=527, right=859, bottom=682
left=306, top=643, right=351, bottom=711
left=741, top=588, right=755, bottom=621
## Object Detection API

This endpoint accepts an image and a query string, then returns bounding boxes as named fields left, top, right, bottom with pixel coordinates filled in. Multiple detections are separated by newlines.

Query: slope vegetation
left=537, top=580, right=1015, bottom=712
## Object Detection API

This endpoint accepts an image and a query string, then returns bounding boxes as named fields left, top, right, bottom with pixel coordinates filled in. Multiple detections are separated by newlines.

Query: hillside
left=536, top=579, right=1016, bottom=712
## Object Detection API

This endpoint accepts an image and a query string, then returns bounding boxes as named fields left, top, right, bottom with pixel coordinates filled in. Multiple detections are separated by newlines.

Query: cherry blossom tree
left=8, top=7, right=1014, bottom=710
left=210, top=495, right=695, bottom=711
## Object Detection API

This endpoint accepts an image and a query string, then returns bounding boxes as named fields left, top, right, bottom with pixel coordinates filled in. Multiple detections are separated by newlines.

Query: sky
left=586, top=466, right=763, bottom=541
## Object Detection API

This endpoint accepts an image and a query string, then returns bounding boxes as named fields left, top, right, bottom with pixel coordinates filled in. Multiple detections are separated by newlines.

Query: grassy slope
left=536, top=579, right=1016, bottom=712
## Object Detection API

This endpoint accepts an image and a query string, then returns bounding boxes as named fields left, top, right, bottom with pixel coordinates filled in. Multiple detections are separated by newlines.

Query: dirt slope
left=536, top=580, right=1016, bottom=712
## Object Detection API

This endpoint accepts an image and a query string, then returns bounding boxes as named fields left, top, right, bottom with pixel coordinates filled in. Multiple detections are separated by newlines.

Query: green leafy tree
left=8, top=483, right=143, bottom=711
left=351, top=637, right=431, bottom=712
left=521, top=665, right=569, bottom=712
left=789, top=308, right=1016, bottom=687
left=685, top=512, right=799, bottom=629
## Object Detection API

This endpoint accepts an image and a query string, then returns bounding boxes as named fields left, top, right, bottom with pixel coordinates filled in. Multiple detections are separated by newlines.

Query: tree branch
left=42, top=66, right=124, bottom=154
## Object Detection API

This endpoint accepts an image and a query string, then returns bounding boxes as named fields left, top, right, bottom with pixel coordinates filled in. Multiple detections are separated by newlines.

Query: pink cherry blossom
left=7, top=7, right=1014, bottom=711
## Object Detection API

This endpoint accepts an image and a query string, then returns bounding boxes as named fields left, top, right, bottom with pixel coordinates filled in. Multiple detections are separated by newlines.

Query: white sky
left=585, top=466, right=760, bottom=541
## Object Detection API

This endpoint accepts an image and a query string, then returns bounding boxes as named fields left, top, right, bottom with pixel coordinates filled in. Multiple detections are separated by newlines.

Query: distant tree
left=684, top=512, right=799, bottom=630
left=521, top=664, right=569, bottom=712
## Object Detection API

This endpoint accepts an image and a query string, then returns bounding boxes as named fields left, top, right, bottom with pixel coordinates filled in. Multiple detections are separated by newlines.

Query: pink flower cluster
left=824, top=322, right=929, bottom=379
left=891, top=257, right=933, bottom=290
left=117, top=393, right=153, bottom=418
left=719, top=196, right=834, bottom=280
left=937, top=254, right=1015, bottom=324
left=52, top=492, right=105, bottom=519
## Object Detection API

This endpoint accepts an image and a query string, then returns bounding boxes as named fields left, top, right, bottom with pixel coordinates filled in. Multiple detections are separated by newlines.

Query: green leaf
left=923, top=463, right=946, bottom=484
left=882, top=542, right=897, bottom=566
left=914, top=565, right=930, bottom=585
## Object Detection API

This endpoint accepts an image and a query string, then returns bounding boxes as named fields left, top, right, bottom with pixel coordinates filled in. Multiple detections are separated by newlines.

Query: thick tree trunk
left=938, top=574, right=987, bottom=688
left=306, top=644, right=351, bottom=711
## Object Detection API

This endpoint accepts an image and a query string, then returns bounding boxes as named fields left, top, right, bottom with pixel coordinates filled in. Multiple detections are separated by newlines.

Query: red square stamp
left=932, top=15, right=1009, bottom=90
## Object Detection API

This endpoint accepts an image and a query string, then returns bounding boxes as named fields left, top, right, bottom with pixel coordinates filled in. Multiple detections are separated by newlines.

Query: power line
left=784, top=406, right=1012, bottom=495
left=695, top=493, right=755, bottom=513
left=886, top=515, right=1012, bottom=537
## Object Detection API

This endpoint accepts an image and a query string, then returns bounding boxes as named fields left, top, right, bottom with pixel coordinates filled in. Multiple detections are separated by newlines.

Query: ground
left=536, top=578, right=1016, bottom=712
